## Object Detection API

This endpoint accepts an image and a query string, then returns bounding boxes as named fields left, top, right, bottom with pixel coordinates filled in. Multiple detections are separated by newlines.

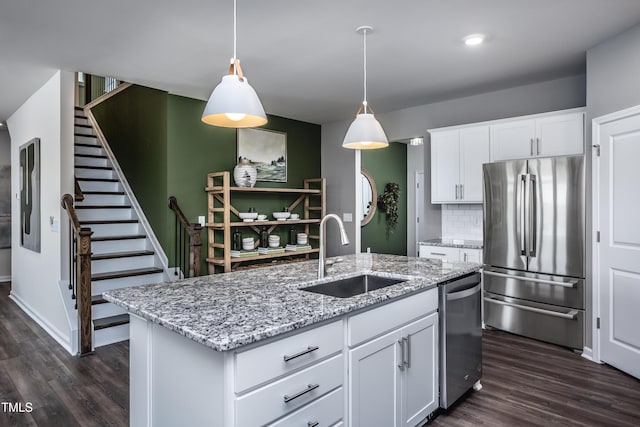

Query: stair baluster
left=168, top=196, right=203, bottom=278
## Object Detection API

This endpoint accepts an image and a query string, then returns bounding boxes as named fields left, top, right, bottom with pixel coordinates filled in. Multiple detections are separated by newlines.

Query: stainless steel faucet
left=318, top=213, right=350, bottom=279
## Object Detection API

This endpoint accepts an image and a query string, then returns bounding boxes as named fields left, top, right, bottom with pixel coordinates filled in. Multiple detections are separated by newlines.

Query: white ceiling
left=1, top=0, right=640, bottom=126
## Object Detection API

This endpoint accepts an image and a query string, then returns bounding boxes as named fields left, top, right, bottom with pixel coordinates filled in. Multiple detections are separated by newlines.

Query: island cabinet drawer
left=348, top=288, right=438, bottom=347
left=268, top=387, right=343, bottom=427
left=235, top=320, right=343, bottom=393
left=235, top=354, right=343, bottom=427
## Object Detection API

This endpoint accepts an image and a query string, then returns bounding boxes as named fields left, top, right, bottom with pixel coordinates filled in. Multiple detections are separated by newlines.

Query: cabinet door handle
left=530, top=138, right=534, bottom=155
left=283, top=345, right=319, bottom=362
left=430, top=252, right=446, bottom=256
left=307, top=422, right=319, bottom=427
left=464, top=252, right=468, bottom=262
left=460, top=184, right=464, bottom=200
left=404, top=336, right=411, bottom=368
left=283, top=383, right=319, bottom=403
left=536, top=137, right=540, bottom=155
left=398, top=339, right=405, bottom=370
left=455, top=184, right=459, bottom=200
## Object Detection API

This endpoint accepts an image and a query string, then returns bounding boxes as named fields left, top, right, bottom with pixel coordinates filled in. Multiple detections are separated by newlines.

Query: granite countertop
left=419, top=238, right=484, bottom=249
left=103, top=253, right=480, bottom=352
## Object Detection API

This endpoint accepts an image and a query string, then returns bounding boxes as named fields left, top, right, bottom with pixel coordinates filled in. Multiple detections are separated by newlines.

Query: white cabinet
left=490, top=111, right=584, bottom=161
left=348, top=289, right=439, bottom=427
left=418, top=245, right=482, bottom=263
left=431, top=126, right=489, bottom=204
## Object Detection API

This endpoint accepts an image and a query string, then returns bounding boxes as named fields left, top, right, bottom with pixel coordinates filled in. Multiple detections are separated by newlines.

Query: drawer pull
left=483, top=270, right=577, bottom=288
left=308, top=422, right=319, bottom=427
left=484, top=297, right=578, bottom=320
left=283, top=383, right=319, bottom=403
left=430, top=252, right=446, bottom=256
left=283, top=345, right=320, bottom=362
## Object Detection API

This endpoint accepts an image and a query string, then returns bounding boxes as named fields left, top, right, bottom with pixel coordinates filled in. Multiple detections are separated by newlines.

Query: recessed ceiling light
left=463, top=34, right=485, bottom=46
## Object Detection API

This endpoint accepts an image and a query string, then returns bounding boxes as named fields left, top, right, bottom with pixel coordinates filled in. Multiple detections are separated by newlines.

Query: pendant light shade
left=342, top=26, right=388, bottom=150
left=201, top=0, right=267, bottom=128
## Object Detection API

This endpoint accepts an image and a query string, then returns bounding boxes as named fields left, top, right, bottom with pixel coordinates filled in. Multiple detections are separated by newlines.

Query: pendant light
left=342, top=26, right=388, bottom=150
left=201, top=0, right=267, bottom=128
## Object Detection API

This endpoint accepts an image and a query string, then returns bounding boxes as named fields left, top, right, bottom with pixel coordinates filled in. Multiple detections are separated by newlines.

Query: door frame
left=591, top=103, right=640, bottom=364
left=415, top=170, right=424, bottom=255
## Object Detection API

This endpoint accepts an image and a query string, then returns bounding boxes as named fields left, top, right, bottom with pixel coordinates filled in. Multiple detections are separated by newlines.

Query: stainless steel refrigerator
left=482, top=155, right=585, bottom=349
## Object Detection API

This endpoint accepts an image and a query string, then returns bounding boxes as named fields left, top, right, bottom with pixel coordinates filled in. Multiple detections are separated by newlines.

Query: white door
left=490, top=118, right=535, bottom=161
left=415, top=171, right=425, bottom=251
left=349, top=329, right=402, bottom=427
left=431, top=130, right=460, bottom=202
left=595, top=106, right=640, bottom=380
left=400, top=313, right=438, bottom=427
left=459, top=126, right=490, bottom=202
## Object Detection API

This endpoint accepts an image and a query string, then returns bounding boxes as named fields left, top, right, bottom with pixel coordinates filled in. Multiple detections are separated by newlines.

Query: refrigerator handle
left=529, top=175, right=537, bottom=257
left=517, top=174, right=527, bottom=255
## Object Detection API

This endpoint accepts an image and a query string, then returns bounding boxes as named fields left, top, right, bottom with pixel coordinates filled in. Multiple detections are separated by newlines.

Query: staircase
left=73, top=106, right=170, bottom=348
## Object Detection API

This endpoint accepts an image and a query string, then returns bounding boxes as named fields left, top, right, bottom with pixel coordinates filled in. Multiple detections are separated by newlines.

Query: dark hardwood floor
left=1, top=280, right=639, bottom=426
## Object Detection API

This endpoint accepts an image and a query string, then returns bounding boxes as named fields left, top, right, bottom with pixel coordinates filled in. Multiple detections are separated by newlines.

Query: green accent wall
left=91, top=86, right=321, bottom=273
left=362, top=142, right=407, bottom=255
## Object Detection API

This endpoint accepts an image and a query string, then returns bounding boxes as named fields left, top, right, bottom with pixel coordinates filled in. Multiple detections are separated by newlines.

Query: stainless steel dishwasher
left=439, top=272, right=482, bottom=409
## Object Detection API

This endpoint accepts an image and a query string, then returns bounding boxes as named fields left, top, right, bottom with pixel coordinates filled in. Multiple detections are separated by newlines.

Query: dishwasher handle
left=446, top=283, right=482, bottom=301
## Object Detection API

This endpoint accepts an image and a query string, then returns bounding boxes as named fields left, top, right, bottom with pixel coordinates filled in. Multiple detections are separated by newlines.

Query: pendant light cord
left=233, top=0, right=237, bottom=73
left=362, top=27, right=368, bottom=113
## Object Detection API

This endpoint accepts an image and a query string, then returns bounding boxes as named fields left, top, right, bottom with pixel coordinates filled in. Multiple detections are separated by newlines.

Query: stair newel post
left=78, top=227, right=94, bottom=355
left=188, top=224, right=203, bottom=278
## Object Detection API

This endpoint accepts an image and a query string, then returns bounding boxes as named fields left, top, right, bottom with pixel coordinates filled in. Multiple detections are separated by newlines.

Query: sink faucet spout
left=318, top=214, right=350, bottom=279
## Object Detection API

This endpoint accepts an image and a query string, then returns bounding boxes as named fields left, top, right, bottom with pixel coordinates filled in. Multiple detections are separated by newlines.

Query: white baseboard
left=581, top=346, right=602, bottom=363
left=0, top=275, right=12, bottom=282
left=9, top=292, right=74, bottom=355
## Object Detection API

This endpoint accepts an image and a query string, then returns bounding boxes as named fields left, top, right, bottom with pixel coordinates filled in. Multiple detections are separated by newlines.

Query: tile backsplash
left=441, top=204, right=483, bottom=241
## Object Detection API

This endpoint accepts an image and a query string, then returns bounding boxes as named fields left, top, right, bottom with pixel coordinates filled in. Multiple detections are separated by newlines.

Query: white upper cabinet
left=431, top=125, right=489, bottom=204
left=490, top=111, right=584, bottom=161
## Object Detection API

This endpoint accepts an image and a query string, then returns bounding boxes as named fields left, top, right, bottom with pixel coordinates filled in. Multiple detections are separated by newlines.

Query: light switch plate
left=343, top=213, right=353, bottom=223
left=198, top=216, right=205, bottom=226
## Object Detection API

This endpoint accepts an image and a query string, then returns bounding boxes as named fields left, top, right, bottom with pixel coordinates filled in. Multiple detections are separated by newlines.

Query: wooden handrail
left=168, top=196, right=203, bottom=278
left=74, top=177, right=85, bottom=202
left=61, top=193, right=94, bottom=356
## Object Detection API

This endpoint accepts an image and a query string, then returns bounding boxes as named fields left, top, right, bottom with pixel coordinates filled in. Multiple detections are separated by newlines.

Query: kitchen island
left=104, top=253, right=480, bottom=427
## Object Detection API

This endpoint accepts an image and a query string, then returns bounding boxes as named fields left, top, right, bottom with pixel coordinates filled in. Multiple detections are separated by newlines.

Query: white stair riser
left=76, top=180, right=121, bottom=192
left=75, top=156, right=109, bottom=168
left=92, top=238, right=148, bottom=253
left=86, top=222, right=140, bottom=237
left=93, top=272, right=166, bottom=294
left=92, top=255, right=157, bottom=274
left=75, top=145, right=105, bottom=156
left=75, top=135, right=100, bottom=146
left=75, top=126, right=94, bottom=136
left=77, top=208, right=134, bottom=221
left=75, top=168, right=114, bottom=180
left=94, top=323, right=129, bottom=348
left=76, top=194, right=128, bottom=206
left=92, top=302, right=127, bottom=320
left=75, top=117, right=89, bottom=126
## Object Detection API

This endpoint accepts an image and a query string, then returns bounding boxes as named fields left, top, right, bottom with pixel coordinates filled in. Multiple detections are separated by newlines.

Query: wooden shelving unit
left=205, top=172, right=326, bottom=273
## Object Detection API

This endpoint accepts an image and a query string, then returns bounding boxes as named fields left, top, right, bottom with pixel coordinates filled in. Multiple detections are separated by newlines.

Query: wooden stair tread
left=75, top=153, right=107, bottom=159
left=75, top=165, right=112, bottom=170
left=76, top=177, right=119, bottom=182
left=93, top=314, right=129, bottom=330
left=75, top=205, right=132, bottom=209
left=83, top=191, right=125, bottom=195
left=91, top=295, right=108, bottom=305
left=92, top=267, right=163, bottom=281
left=80, top=219, right=138, bottom=225
left=92, top=250, right=154, bottom=260
left=91, top=234, right=146, bottom=242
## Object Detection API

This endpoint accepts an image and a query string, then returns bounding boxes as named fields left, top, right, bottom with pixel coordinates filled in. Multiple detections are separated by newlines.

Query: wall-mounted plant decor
left=19, top=138, right=40, bottom=252
left=377, top=182, right=400, bottom=234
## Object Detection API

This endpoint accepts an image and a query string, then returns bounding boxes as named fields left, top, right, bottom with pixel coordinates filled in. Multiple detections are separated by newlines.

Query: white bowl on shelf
left=239, top=212, right=258, bottom=220
left=268, top=241, right=280, bottom=248
left=273, top=212, right=291, bottom=220
left=242, top=237, right=254, bottom=244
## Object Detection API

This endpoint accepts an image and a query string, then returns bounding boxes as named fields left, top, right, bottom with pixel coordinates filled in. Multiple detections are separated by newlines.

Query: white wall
left=0, top=130, right=11, bottom=280
left=585, top=22, right=640, bottom=351
left=6, top=70, right=76, bottom=353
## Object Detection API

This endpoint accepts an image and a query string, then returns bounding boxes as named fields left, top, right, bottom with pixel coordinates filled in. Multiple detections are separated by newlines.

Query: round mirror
left=360, top=169, right=377, bottom=226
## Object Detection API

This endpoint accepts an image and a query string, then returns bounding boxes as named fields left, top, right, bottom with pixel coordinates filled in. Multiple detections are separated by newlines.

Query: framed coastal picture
left=237, top=128, right=287, bottom=182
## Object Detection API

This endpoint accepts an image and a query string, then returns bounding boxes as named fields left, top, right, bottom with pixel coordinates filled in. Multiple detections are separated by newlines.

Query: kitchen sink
left=301, top=274, right=406, bottom=298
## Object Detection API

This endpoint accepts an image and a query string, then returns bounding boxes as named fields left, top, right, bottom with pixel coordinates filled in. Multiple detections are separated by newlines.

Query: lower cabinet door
left=401, top=313, right=439, bottom=427
left=349, top=329, right=402, bottom=427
